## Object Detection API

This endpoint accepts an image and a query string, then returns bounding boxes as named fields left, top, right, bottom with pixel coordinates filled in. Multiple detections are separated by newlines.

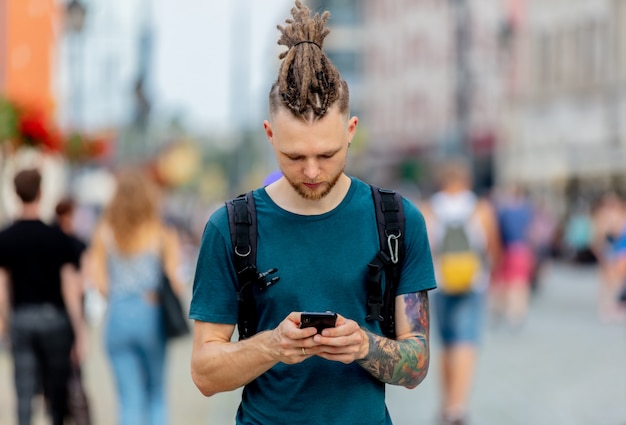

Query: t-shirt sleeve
left=69, top=238, right=81, bottom=267
left=57, top=229, right=81, bottom=268
left=397, top=198, right=437, bottom=295
left=189, top=207, right=240, bottom=324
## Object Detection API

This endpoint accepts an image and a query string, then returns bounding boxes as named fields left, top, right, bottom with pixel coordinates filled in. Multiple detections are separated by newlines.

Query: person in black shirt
left=54, top=197, right=88, bottom=271
left=0, top=168, right=85, bottom=425
left=54, top=197, right=92, bottom=425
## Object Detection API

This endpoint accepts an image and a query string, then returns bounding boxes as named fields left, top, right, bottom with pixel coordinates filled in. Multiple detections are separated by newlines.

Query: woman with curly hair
left=89, top=168, right=185, bottom=425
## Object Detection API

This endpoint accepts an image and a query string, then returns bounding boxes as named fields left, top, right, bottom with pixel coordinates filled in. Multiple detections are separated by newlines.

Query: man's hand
left=0, top=318, right=7, bottom=349
left=302, top=313, right=368, bottom=364
left=71, top=325, right=88, bottom=365
left=267, top=312, right=320, bottom=364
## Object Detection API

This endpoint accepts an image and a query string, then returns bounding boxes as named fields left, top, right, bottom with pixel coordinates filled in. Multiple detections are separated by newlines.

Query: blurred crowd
left=0, top=158, right=625, bottom=425
left=0, top=165, right=201, bottom=425
left=418, top=158, right=626, bottom=425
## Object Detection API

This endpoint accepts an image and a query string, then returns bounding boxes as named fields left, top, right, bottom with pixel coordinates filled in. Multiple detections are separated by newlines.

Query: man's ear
left=347, top=116, right=358, bottom=141
left=263, top=120, right=273, bottom=142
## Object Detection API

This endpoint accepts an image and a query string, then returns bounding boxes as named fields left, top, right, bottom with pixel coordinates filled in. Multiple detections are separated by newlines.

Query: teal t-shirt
left=190, top=177, right=436, bottom=425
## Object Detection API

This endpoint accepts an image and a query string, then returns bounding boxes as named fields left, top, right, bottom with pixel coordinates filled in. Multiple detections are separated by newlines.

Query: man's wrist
left=356, top=328, right=373, bottom=362
left=250, top=330, right=280, bottom=362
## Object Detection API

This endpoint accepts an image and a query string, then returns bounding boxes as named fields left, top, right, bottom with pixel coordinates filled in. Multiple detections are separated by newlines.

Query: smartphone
left=300, top=311, right=337, bottom=334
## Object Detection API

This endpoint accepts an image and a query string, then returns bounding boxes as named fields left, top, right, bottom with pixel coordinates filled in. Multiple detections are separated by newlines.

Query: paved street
left=388, top=261, right=626, bottom=425
left=1, top=261, right=624, bottom=424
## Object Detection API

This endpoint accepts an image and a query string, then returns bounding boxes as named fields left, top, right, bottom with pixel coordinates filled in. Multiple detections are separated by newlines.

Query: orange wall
left=4, top=0, right=58, bottom=117
left=0, top=0, right=6, bottom=90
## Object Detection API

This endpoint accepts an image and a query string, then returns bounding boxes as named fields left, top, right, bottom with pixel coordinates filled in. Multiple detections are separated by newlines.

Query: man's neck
left=20, top=202, right=40, bottom=220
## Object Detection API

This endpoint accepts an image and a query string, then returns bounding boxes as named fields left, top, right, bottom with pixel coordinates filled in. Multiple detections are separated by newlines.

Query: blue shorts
left=433, top=290, right=485, bottom=347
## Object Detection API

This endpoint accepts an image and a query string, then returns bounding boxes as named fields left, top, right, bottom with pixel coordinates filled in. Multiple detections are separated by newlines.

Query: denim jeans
left=10, top=304, right=73, bottom=425
left=104, top=294, right=167, bottom=425
left=433, top=289, right=486, bottom=347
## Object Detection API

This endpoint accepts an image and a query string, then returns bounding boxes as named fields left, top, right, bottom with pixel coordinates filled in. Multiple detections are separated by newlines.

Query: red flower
left=19, top=111, right=50, bottom=145
left=17, top=110, right=64, bottom=153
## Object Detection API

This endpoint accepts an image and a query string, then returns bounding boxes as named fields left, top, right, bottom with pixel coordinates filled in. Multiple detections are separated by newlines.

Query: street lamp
left=64, top=0, right=87, bottom=131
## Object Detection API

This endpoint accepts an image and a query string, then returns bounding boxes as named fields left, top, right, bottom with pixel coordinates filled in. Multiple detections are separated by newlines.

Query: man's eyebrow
left=282, top=147, right=342, bottom=158
left=319, top=147, right=341, bottom=156
left=312, top=151, right=339, bottom=158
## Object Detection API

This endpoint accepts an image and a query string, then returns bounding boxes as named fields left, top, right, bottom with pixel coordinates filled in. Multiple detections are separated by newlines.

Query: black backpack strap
left=226, top=191, right=259, bottom=340
left=226, top=191, right=279, bottom=340
left=366, top=185, right=406, bottom=339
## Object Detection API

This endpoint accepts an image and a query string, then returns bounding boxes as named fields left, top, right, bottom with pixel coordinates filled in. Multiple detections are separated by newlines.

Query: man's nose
left=303, top=159, right=320, bottom=180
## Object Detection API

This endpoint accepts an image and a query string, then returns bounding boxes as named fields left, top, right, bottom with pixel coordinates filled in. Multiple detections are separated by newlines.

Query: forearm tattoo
left=357, top=291, right=430, bottom=388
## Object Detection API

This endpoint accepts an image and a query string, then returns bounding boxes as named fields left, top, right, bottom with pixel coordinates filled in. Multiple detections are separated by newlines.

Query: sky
left=152, top=0, right=292, bottom=132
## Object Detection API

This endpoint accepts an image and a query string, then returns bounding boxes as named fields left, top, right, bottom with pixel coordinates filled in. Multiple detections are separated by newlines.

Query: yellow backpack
left=438, top=224, right=481, bottom=294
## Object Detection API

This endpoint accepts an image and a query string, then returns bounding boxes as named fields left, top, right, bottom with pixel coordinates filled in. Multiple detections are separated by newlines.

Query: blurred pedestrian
left=89, top=168, right=185, bottom=425
left=54, top=197, right=92, bottom=424
left=54, top=197, right=88, bottom=278
left=0, top=168, right=85, bottom=425
left=527, top=198, right=557, bottom=294
left=189, top=2, right=437, bottom=424
left=491, top=184, right=535, bottom=329
left=561, top=198, right=594, bottom=263
left=423, top=158, right=501, bottom=425
left=590, top=191, right=626, bottom=323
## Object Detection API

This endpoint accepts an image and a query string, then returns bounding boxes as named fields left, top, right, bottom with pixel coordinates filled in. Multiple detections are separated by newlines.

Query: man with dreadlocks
left=190, top=2, right=436, bottom=424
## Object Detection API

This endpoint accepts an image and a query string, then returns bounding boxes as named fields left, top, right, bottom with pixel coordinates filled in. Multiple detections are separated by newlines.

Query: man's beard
left=286, top=168, right=344, bottom=201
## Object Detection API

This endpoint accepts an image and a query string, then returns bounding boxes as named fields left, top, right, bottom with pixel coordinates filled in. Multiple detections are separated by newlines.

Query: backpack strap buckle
left=366, top=301, right=384, bottom=322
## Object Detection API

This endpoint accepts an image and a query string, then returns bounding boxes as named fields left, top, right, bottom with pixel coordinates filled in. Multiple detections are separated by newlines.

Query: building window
left=555, top=28, right=568, bottom=90
left=572, top=24, right=585, bottom=87
left=577, top=20, right=607, bottom=88
left=590, top=20, right=607, bottom=85
left=534, top=32, right=551, bottom=95
left=316, top=0, right=361, bottom=25
left=561, top=24, right=576, bottom=89
left=618, top=0, right=626, bottom=80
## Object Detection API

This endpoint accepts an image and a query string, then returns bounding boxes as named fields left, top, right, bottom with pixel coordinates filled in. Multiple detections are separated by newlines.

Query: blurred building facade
left=56, top=0, right=152, bottom=133
left=309, top=0, right=508, bottom=192
left=499, top=0, right=626, bottom=209
left=22, top=0, right=626, bottom=213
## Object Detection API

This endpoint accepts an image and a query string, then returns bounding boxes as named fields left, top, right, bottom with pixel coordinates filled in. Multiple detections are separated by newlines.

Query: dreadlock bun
left=269, top=0, right=349, bottom=121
